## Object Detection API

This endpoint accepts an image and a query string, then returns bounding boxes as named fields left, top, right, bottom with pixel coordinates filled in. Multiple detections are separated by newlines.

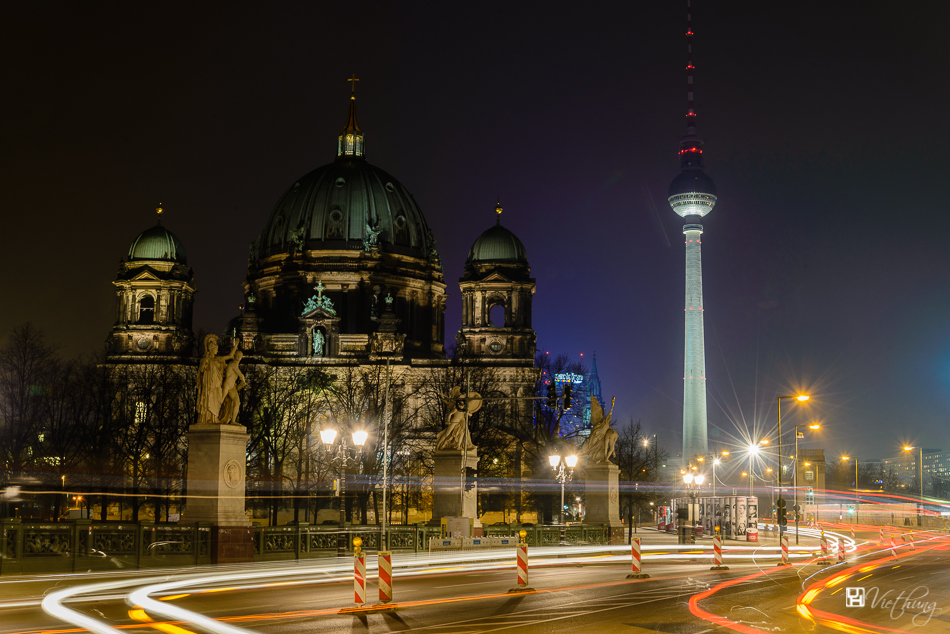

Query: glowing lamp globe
left=319, top=429, right=337, bottom=446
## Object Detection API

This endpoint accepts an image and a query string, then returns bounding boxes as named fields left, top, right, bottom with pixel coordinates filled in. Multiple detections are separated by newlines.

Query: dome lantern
left=337, top=74, right=364, bottom=158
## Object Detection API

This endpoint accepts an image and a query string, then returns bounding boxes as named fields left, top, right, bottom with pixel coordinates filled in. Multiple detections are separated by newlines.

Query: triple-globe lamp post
left=549, top=454, right=578, bottom=524
left=320, top=427, right=368, bottom=556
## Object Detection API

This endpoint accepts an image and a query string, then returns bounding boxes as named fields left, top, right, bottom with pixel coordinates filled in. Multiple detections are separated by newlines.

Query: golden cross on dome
left=347, top=74, right=359, bottom=97
left=156, top=203, right=163, bottom=216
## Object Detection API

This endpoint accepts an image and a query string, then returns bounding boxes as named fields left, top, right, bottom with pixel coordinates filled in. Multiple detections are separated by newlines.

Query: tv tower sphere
left=668, top=168, right=717, bottom=218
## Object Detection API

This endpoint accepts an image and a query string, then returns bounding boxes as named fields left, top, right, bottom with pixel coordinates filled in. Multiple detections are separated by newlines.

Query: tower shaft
left=682, top=223, right=708, bottom=461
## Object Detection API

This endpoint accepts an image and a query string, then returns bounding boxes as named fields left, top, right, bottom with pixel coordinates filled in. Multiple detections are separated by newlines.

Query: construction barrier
left=837, top=540, right=845, bottom=563
left=626, top=537, right=650, bottom=578
left=354, top=554, right=366, bottom=606
left=817, top=532, right=831, bottom=566
left=880, top=526, right=885, bottom=543
left=710, top=534, right=729, bottom=570
left=378, top=551, right=392, bottom=604
left=781, top=534, right=789, bottom=565
left=517, top=544, right=529, bottom=587
left=850, top=525, right=855, bottom=540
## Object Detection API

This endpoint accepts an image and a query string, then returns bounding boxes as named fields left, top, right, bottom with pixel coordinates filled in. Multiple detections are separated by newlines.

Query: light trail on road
left=37, top=526, right=851, bottom=634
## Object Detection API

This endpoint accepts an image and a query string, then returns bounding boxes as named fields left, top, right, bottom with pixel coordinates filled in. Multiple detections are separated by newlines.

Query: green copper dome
left=256, top=157, right=434, bottom=259
left=467, top=224, right=528, bottom=264
left=128, top=223, right=187, bottom=264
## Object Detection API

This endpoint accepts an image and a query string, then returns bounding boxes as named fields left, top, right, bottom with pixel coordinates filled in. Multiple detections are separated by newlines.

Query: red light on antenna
left=687, top=64, right=695, bottom=69
left=686, top=31, right=694, bottom=36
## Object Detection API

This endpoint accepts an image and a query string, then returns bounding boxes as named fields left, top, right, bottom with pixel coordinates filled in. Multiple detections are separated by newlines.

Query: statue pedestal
left=182, top=423, right=253, bottom=563
left=432, top=449, right=478, bottom=522
left=584, top=463, right=624, bottom=544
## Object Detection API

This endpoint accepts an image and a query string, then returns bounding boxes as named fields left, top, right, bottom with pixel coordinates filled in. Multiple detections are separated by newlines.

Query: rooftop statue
left=196, top=335, right=239, bottom=425
left=581, top=396, right=618, bottom=465
left=435, top=386, right=482, bottom=452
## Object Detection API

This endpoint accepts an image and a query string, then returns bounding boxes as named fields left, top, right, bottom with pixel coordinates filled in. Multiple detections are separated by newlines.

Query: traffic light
left=546, top=382, right=557, bottom=408
left=777, top=497, right=787, bottom=527
left=562, top=383, right=573, bottom=409
left=464, top=467, right=477, bottom=492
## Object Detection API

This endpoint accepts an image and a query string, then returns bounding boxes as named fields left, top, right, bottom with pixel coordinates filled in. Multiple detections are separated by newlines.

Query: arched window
left=489, top=303, right=505, bottom=327
left=138, top=295, right=155, bottom=324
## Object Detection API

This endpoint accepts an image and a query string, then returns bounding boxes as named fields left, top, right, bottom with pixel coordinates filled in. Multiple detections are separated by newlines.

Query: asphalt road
left=3, top=526, right=945, bottom=634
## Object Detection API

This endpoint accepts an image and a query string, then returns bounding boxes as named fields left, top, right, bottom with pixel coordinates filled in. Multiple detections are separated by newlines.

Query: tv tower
left=669, top=0, right=717, bottom=464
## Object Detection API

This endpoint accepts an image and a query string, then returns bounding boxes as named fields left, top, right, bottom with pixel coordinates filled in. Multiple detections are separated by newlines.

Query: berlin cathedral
left=107, top=87, right=537, bottom=377
left=103, top=84, right=542, bottom=524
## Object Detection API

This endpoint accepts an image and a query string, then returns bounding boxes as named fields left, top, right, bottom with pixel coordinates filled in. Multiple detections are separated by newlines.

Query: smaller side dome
left=467, top=202, right=529, bottom=264
left=468, top=225, right=528, bottom=263
left=128, top=224, right=187, bottom=264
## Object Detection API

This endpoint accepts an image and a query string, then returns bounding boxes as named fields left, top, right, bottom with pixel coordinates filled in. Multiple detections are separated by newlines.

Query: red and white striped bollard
left=627, top=537, right=650, bottom=578
left=354, top=553, right=366, bottom=606
left=378, top=551, right=392, bottom=604
left=711, top=533, right=729, bottom=570
left=780, top=534, right=789, bottom=565
left=817, top=531, right=831, bottom=566
left=508, top=530, right=534, bottom=592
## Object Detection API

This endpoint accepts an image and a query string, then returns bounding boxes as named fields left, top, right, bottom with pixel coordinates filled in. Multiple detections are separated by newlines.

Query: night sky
left=3, top=1, right=949, bottom=462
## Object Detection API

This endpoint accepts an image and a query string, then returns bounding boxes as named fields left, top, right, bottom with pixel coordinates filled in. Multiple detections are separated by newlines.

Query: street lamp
left=682, top=472, right=705, bottom=542
left=748, top=443, right=762, bottom=496
left=321, top=426, right=368, bottom=556
left=777, top=394, right=809, bottom=537
left=549, top=454, right=577, bottom=525
left=644, top=434, right=658, bottom=515
left=903, top=445, right=924, bottom=525
left=793, top=422, right=820, bottom=544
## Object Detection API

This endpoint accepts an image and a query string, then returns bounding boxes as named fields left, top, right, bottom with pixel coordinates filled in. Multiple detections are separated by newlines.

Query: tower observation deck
left=669, top=0, right=717, bottom=465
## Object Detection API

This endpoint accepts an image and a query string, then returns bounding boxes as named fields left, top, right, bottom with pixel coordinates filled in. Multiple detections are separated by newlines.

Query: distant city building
left=583, top=352, right=604, bottom=431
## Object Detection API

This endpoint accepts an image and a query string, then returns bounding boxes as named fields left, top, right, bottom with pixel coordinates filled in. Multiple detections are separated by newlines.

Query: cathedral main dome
left=256, top=158, right=434, bottom=259
left=240, top=87, right=447, bottom=360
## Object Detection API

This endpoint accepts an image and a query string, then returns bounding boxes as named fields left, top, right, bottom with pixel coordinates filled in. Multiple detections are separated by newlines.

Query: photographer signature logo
left=846, top=586, right=942, bottom=626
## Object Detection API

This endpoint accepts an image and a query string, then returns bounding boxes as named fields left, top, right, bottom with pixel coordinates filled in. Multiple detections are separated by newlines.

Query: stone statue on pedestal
left=435, top=386, right=482, bottom=451
left=218, top=350, right=246, bottom=426
left=197, top=335, right=240, bottom=425
left=580, top=396, right=618, bottom=464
